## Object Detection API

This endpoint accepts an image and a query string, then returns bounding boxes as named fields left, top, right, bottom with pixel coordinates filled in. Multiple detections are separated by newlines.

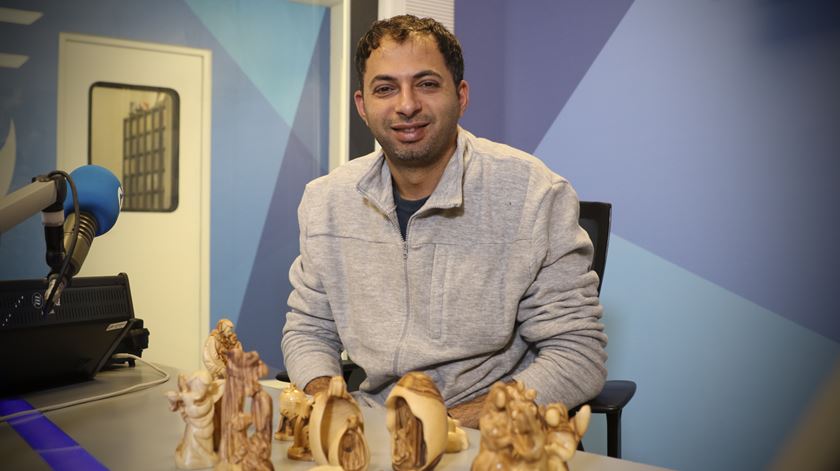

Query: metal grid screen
left=123, top=103, right=167, bottom=211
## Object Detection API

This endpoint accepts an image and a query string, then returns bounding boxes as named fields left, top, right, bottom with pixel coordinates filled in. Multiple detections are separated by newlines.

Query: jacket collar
left=356, top=127, right=469, bottom=214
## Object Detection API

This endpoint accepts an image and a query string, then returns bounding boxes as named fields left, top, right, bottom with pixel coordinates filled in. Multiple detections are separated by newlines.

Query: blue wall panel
left=603, top=236, right=839, bottom=469
left=186, top=0, right=326, bottom=127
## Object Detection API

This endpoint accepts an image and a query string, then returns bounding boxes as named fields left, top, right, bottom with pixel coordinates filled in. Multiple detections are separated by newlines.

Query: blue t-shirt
left=393, top=186, right=428, bottom=240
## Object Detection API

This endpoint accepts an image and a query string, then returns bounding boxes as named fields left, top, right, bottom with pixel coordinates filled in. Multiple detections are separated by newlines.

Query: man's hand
left=448, top=381, right=516, bottom=429
left=303, top=376, right=332, bottom=396
left=447, top=393, right=487, bottom=429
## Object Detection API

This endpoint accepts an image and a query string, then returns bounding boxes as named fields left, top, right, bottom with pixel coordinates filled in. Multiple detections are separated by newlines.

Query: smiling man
left=281, top=15, right=607, bottom=428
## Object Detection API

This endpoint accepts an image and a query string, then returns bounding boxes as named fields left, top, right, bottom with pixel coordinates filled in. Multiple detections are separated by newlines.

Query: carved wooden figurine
left=246, top=354, right=273, bottom=471
left=215, top=349, right=273, bottom=471
left=203, top=319, right=243, bottom=380
left=286, top=396, right=314, bottom=461
left=309, top=376, right=370, bottom=471
left=203, top=318, right=243, bottom=451
left=445, top=416, right=470, bottom=453
left=167, top=370, right=226, bottom=469
left=508, top=385, right=546, bottom=469
left=471, top=381, right=591, bottom=471
left=472, top=383, right=514, bottom=471
left=544, top=403, right=590, bottom=471
left=275, top=383, right=307, bottom=441
left=385, top=372, right=448, bottom=471
left=337, top=414, right=368, bottom=471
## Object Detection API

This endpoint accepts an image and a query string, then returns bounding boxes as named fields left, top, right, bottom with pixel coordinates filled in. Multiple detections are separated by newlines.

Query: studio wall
left=456, top=0, right=840, bottom=469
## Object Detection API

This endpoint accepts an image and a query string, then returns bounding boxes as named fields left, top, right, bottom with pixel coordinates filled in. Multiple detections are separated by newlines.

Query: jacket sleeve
left=512, top=179, right=608, bottom=407
left=281, top=185, right=344, bottom=389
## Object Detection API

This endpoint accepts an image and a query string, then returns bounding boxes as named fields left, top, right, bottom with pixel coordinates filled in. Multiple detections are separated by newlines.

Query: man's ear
left=457, top=79, right=470, bottom=117
left=353, top=89, right=368, bottom=125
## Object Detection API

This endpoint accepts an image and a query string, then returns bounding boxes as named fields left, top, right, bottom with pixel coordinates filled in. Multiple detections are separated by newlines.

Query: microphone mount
left=0, top=171, right=81, bottom=314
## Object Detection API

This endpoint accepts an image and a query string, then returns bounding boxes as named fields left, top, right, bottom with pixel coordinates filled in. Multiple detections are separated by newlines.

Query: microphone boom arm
left=0, top=177, right=62, bottom=233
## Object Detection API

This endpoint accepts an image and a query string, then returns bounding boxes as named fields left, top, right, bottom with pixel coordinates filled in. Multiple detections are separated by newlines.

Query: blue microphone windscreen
left=63, top=165, right=123, bottom=236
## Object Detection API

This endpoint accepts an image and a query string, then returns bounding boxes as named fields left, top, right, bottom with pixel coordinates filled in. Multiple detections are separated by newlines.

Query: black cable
left=42, top=170, right=79, bottom=315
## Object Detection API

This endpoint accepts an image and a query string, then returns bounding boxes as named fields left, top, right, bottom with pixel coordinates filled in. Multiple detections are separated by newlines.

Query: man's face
left=354, top=34, right=469, bottom=168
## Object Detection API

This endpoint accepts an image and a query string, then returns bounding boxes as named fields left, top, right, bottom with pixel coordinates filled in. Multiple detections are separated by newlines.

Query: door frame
left=56, top=32, right=212, bottom=367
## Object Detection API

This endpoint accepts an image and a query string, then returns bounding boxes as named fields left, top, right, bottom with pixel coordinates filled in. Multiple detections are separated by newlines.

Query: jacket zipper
left=358, top=183, right=423, bottom=376
left=390, top=211, right=413, bottom=374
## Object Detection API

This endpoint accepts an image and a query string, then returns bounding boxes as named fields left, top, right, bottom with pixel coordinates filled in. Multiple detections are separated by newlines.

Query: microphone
left=43, top=165, right=122, bottom=313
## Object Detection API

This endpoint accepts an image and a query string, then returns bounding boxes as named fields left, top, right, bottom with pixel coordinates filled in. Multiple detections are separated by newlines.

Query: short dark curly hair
left=354, top=15, right=464, bottom=91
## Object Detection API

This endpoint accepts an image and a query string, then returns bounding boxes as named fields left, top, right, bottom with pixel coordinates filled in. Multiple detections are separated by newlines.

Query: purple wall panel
left=457, top=0, right=506, bottom=142
left=457, top=0, right=634, bottom=153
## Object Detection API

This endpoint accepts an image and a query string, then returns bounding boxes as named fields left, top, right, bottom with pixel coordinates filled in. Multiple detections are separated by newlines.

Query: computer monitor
left=0, top=273, right=138, bottom=395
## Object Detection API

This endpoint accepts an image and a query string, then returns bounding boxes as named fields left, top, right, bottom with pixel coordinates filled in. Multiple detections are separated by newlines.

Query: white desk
left=1, top=363, right=669, bottom=470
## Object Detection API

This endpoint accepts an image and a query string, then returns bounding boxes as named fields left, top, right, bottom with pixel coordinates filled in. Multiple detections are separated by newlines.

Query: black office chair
left=278, top=200, right=635, bottom=457
left=276, top=358, right=365, bottom=392
left=576, top=201, right=636, bottom=459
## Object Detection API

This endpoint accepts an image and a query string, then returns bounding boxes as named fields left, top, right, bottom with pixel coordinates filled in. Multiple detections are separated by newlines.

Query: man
left=281, top=15, right=606, bottom=428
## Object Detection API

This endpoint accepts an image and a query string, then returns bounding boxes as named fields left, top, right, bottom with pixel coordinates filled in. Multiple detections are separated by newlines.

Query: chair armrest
left=588, top=380, right=636, bottom=413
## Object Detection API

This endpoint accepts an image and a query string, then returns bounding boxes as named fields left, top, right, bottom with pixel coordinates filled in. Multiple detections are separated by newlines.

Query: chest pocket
left=427, top=242, right=530, bottom=350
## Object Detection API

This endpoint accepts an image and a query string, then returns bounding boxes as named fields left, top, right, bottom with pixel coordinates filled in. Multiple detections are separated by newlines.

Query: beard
left=379, top=130, right=455, bottom=169
left=372, top=106, right=461, bottom=169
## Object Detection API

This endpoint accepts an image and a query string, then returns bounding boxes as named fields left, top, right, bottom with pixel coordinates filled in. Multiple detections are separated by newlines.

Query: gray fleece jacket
left=281, top=128, right=607, bottom=408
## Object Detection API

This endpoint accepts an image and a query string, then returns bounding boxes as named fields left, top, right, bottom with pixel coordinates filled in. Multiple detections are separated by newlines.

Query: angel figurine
left=166, top=370, right=225, bottom=469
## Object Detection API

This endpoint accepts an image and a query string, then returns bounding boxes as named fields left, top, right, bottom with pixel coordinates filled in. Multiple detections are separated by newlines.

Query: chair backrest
left=578, top=201, right=612, bottom=294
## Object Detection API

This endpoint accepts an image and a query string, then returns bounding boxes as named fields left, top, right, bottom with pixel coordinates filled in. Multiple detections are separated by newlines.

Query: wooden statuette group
left=169, top=323, right=588, bottom=471
left=471, top=381, right=590, bottom=471
left=168, top=319, right=275, bottom=471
